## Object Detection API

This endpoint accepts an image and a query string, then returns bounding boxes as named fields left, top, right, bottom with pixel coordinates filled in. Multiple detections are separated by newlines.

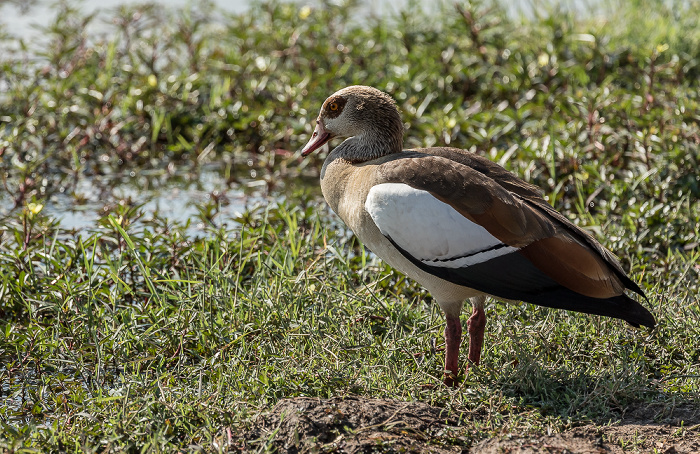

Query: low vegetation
left=0, top=0, right=698, bottom=451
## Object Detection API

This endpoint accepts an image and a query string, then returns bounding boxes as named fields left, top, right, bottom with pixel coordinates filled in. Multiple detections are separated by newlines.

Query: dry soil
left=240, top=396, right=700, bottom=453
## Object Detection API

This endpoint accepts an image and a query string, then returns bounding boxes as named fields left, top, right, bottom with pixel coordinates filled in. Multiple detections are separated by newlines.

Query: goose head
left=301, top=85, right=404, bottom=162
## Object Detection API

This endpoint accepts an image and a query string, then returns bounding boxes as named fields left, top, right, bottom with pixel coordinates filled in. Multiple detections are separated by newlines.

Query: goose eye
left=329, top=102, right=338, bottom=111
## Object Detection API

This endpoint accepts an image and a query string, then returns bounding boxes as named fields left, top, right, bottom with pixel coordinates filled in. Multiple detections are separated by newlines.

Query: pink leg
left=466, top=304, right=486, bottom=370
left=444, top=314, right=462, bottom=387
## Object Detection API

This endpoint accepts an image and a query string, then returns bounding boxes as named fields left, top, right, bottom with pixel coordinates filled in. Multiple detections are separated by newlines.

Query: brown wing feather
left=378, top=152, right=633, bottom=297
left=521, top=196, right=645, bottom=296
left=409, top=147, right=545, bottom=200
left=519, top=236, right=626, bottom=298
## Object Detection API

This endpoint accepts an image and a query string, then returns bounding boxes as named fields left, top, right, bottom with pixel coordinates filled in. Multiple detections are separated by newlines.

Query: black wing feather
left=386, top=236, right=656, bottom=329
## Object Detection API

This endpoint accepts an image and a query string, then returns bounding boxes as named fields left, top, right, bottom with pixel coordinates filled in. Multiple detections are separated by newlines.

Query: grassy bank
left=1, top=0, right=699, bottom=451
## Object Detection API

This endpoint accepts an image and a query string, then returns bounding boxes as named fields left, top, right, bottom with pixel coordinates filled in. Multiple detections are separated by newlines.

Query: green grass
left=1, top=0, right=699, bottom=451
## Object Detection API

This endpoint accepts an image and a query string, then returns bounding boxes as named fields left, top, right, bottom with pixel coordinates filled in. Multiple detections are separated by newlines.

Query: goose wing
left=366, top=153, right=654, bottom=328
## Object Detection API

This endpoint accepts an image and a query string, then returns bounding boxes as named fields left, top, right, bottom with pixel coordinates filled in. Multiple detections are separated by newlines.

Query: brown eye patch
left=323, top=96, right=347, bottom=119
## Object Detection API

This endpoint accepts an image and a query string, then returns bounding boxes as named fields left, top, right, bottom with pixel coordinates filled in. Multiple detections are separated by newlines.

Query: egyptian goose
left=301, top=85, right=655, bottom=386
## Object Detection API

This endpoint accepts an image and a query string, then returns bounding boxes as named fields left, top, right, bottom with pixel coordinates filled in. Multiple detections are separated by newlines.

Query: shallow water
left=50, top=167, right=256, bottom=232
left=0, top=165, right=319, bottom=236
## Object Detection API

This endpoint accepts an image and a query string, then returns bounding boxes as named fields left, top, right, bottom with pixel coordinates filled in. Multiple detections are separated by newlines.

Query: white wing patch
left=365, top=183, right=518, bottom=269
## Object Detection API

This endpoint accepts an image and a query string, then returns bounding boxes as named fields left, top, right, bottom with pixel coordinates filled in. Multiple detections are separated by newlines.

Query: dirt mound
left=463, top=403, right=700, bottom=454
left=242, top=397, right=700, bottom=453
left=474, top=423, right=699, bottom=453
left=243, top=396, right=468, bottom=453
